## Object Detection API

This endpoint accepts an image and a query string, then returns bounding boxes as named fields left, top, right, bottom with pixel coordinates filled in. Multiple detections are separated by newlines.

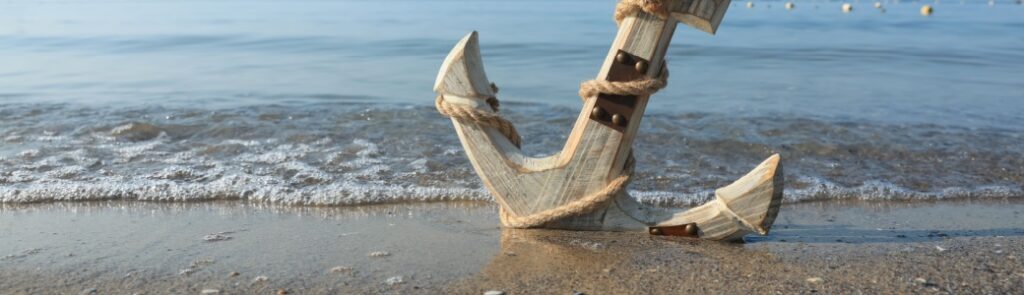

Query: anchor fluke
left=715, top=153, right=784, bottom=235
left=434, top=31, right=495, bottom=110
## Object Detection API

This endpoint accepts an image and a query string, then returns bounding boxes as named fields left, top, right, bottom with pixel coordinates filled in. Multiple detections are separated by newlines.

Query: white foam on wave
left=0, top=177, right=491, bottom=205
left=4, top=175, right=1020, bottom=207
left=632, top=176, right=1023, bottom=207
left=3, top=104, right=1022, bottom=207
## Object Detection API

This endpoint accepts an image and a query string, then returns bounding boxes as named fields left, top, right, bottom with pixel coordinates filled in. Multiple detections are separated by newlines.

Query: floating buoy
left=874, top=1, right=883, bottom=8
left=842, top=3, right=854, bottom=12
left=786, top=2, right=795, bottom=9
left=920, top=4, right=933, bottom=15
left=747, top=1, right=754, bottom=8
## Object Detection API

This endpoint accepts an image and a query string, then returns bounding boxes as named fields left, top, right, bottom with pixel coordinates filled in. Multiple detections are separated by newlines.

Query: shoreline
left=2, top=200, right=1022, bottom=294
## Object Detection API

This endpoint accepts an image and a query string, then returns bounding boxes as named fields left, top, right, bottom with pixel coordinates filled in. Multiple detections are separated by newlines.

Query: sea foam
left=1, top=103, right=1022, bottom=206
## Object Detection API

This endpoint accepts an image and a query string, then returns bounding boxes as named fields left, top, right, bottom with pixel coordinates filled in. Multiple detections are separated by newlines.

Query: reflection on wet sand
left=447, top=229, right=780, bottom=294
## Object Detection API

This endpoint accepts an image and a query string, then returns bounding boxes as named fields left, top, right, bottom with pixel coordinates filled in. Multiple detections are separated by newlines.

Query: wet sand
left=1, top=200, right=1022, bottom=294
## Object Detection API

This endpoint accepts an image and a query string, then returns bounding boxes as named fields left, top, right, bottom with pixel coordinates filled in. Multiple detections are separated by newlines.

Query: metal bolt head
left=616, top=52, right=629, bottom=64
left=591, top=106, right=605, bottom=118
left=611, top=114, right=626, bottom=126
left=685, top=223, right=698, bottom=236
left=649, top=228, right=662, bottom=235
left=635, top=60, right=648, bottom=73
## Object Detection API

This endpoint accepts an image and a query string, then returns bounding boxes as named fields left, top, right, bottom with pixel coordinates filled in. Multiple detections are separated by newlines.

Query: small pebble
left=229, top=271, right=240, bottom=277
left=484, top=291, right=506, bottom=295
left=202, top=234, right=231, bottom=242
left=806, top=277, right=824, bottom=284
left=914, top=277, right=928, bottom=284
left=200, top=289, right=220, bottom=294
left=330, top=266, right=354, bottom=274
left=369, top=251, right=391, bottom=257
left=276, top=289, right=288, bottom=295
left=78, top=288, right=98, bottom=295
left=384, top=276, right=405, bottom=285
left=252, top=275, right=268, bottom=283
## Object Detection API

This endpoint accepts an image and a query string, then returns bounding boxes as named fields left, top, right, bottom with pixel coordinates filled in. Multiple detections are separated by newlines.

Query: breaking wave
left=1, top=103, right=1022, bottom=206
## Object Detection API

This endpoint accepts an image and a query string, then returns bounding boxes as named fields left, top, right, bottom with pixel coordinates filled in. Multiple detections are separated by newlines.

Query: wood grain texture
left=669, top=0, right=732, bottom=35
left=432, top=3, right=782, bottom=241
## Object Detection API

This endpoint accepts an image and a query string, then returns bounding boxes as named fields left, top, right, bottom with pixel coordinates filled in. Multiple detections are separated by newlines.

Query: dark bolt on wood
left=616, top=52, right=631, bottom=64
left=635, top=60, right=648, bottom=73
left=591, top=106, right=606, bottom=118
left=611, top=114, right=626, bottom=126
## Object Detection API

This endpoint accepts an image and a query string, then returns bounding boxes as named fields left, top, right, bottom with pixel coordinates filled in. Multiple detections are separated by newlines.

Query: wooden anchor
left=433, top=0, right=783, bottom=241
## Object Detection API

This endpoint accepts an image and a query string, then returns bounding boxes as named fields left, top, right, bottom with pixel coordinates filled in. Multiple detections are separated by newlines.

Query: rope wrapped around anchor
left=435, top=0, right=670, bottom=228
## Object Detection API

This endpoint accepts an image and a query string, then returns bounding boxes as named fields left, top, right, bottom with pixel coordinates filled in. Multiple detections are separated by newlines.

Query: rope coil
left=436, top=0, right=670, bottom=228
left=615, top=0, right=670, bottom=24
left=435, top=84, right=523, bottom=148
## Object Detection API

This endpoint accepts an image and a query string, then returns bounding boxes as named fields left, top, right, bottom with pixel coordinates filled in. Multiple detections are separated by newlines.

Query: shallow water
left=1, top=0, right=1022, bottom=205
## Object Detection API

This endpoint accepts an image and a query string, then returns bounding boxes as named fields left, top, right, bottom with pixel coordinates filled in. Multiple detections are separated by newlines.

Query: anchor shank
left=580, top=11, right=679, bottom=182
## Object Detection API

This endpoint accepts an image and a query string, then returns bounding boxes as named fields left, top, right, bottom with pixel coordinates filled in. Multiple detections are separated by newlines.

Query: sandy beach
left=2, top=200, right=1022, bottom=294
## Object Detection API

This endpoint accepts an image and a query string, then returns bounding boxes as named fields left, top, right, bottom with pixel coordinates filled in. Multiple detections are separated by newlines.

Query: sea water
left=1, top=0, right=1022, bottom=206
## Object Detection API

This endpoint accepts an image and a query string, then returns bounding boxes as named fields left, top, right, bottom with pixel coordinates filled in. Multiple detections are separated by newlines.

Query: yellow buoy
left=747, top=1, right=755, bottom=8
left=874, top=1, right=883, bottom=8
left=842, top=3, right=854, bottom=12
left=920, top=4, right=933, bottom=15
left=786, top=2, right=795, bottom=9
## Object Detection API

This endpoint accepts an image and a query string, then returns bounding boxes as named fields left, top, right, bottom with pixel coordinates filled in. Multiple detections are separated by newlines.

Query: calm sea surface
left=1, top=0, right=1022, bottom=205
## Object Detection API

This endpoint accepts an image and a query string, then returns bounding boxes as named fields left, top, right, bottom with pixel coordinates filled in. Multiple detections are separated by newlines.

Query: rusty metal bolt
left=635, top=60, right=648, bottom=73
left=611, top=114, right=626, bottom=126
left=649, top=228, right=662, bottom=235
left=591, top=106, right=605, bottom=118
left=685, top=223, right=698, bottom=236
left=616, top=52, right=630, bottom=64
